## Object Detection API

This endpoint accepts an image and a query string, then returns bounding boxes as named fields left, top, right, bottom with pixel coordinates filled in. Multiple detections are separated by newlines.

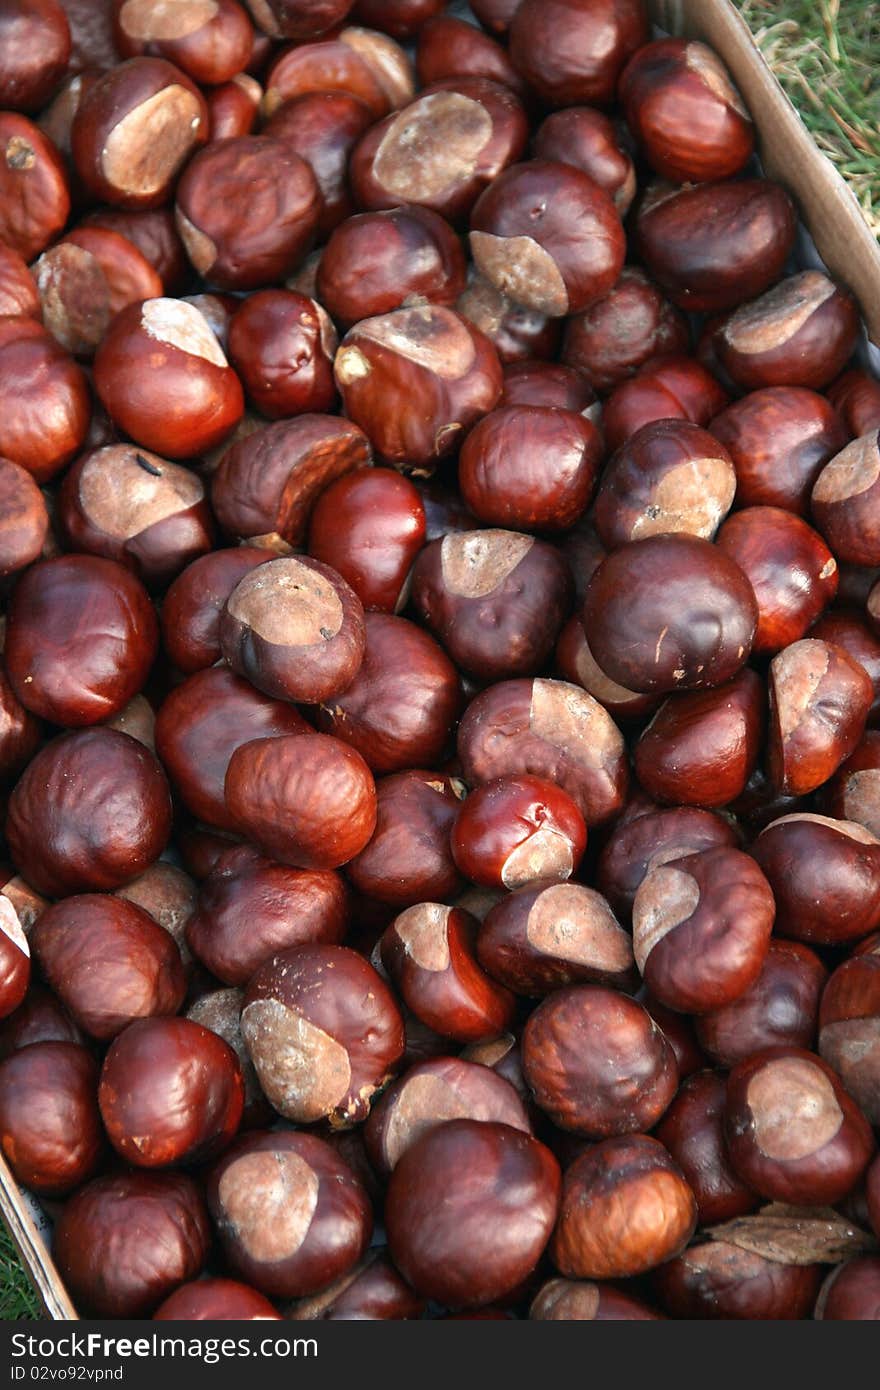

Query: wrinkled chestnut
left=0, top=112, right=70, bottom=261
left=308, top=468, right=426, bottom=614
left=470, top=160, right=625, bottom=318
left=697, top=940, right=827, bottom=1069
left=561, top=268, right=687, bottom=394
left=656, top=1070, right=758, bottom=1226
left=0, top=318, right=90, bottom=484
left=265, top=91, right=373, bottom=237
left=0, top=457, right=49, bottom=577
left=112, top=0, right=253, bottom=86
left=754, top=813, right=880, bottom=945
left=386, top=1118, right=560, bottom=1307
left=54, top=1171, right=210, bottom=1318
left=452, top=775, right=586, bottom=891
left=6, top=729, right=172, bottom=896
left=154, top=1278, right=280, bottom=1321
left=314, top=612, right=462, bottom=774
left=380, top=903, right=515, bottom=1043
left=508, top=0, right=648, bottom=107
left=0, top=1041, right=101, bottom=1196
left=767, top=640, right=872, bottom=795
left=334, top=305, right=502, bottom=468
left=523, top=985, right=677, bottom=1137
left=551, top=1135, right=697, bottom=1280
left=815, top=1258, right=880, bottom=1321
left=724, top=1046, right=875, bottom=1206
left=713, top=271, right=860, bottom=391
left=227, top=290, right=336, bottom=419
left=241, top=943, right=404, bottom=1126
left=819, top=936, right=880, bottom=1125
left=583, top=534, right=758, bottom=694
left=655, top=1242, right=821, bottom=1321
left=601, top=353, right=728, bottom=454
left=32, top=893, right=184, bottom=1039
left=346, top=770, right=464, bottom=907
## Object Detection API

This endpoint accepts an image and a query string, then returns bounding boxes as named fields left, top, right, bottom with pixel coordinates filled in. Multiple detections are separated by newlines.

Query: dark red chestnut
left=469, top=0, right=519, bottom=34
left=767, top=640, right=872, bottom=795
left=555, top=615, right=660, bottom=725
left=33, top=225, right=163, bottom=359
left=0, top=457, right=49, bottom=577
left=0, top=243, right=41, bottom=319
left=812, top=431, right=880, bottom=567
left=713, top=271, right=860, bottom=391
left=656, top=1070, right=759, bottom=1226
left=112, top=0, right=253, bottom=86
left=308, top=467, right=426, bottom=613
left=697, top=940, right=828, bottom=1069
left=416, top=14, right=525, bottom=98
left=241, top=943, right=404, bottom=1126
left=601, top=353, right=728, bottom=454
left=160, top=547, right=269, bottom=672
left=825, top=731, right=880, bottom=838
left=0, top=894, right=30, bottom=1021
left=185, top=986, right=272, bottom=1130
left=815, top=1258, right=880, bottom=1321
left=346, top=770, right=464, bottom=907
left=154, top=1278, right=280, bottom=1321
left=829, top=368, right=880, bottom=438
left=597, top=806, right=739, bottom=923
left=116, top=861, right=197, bottom=966
left=818, top=934, right=880, bottom=1125
left=208, top=72, right=262, bottom=139
left=0, top=984, right=80, bottom=1058
left=0, top=0, right=71, bottom=112
left=261, top=27, right=413, bottom=118
left=508, top=0, right=648, bottom=107
left=227, top=290, right=336, bottom=419
left=451, top=775, right=586, bottom=892
left=0, top=317, right=90, bottom=483
left=811, top=610, right=880, bottom=727
left=457, top=271, right=562, bottom=366
left=265, top=91, right=373, bottom=236
left=753, top=813, right=880, bottom=946
left=710, top=387, right=848, bottom=516
left=82, top=204, right=189, bottom=295
left=351, top=0, right=443, bottom=39
left=534, top=107, right=636, bottom=215
left=655, top=1241, right=821, bottom=1320
left=561, top=268, right=688, bottom=394
left=0, top=1041, right=101, bottom=1196
left=0, top=112, right=70, bottom=261
left=531, top=1279, right=661, bottom=1320
left=289, top=1249, right=426, bottom=1321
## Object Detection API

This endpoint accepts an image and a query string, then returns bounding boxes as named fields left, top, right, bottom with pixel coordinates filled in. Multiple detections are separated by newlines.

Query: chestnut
left=709, top=387, right=848, bottom=516
left=815, top=1257, right=880, bottom=1321
left=812, top=431, right=880, bottom=567
left=825, top=731, right=880, bottom=838
left=365, top=1054, right=530, bottom=1177
left=620, top=38, right=754, bottom=182
left=227, top=290, right=336, bottom=420
left=416, top=14, right=524, bottom=96
left=265, top=91, right=373, bottom=237
left=380, top=903, right=515, bottom=1043
left=829, top=368, right=880, bottom=438
left=154, top=666, right=308, bottom=830
left=71, top=56, right=208, bottom=209
left=186, top=844, right=348, bottom=985
left=116, top=861, right=197, bottom=965
left=34, top=225, right=164, bottom=359
left=161, top=547, right=268, bottom=672
left=411, top=530, right=571, bottom=682
left=314, top=612, right=462, bottom=774
left=219, top=555, right=365, bottom=705
left=522, top=985, right=678, bottom=1137
left=99, top=1016, right=243, bottom=1167
left=0, top=0, right=71, bottom=112
left=103, top=694, right=157, bottom=751
left=636, top=179, right=796, bottom=314
left=0, top=663, right=41, bottom=786
left=94, top=298, right=244, bottom=460
left=212, top=414, right=371, bottom=549
left=601, top=353, right=729, bottom=454
left=346, top=770, right=464, bottom=907
left=0, top=318, right=90, bottom=483
left=697, top=940, right=828, bottom=1069
left=351, top=0, right=443, bottom=38
left=533, top=107, right=636, bottom=215
left=531, top=1279, right=661, bottom=1321
left=811, top=610, right=880, bottom=727
left=656, top=1071, right=759, bottom=1227
left=6, top=729, right=172, bottom=896
left=82, top=204, right=189, bottom=295
left=818, top=936, right=880, bottom=1125
left=632, top=846, right=775, bottom=1014
left=0, top=895, right=30, bottom=1021
left=261, top=28, right=413, bottom=119
left=207, top=73, right=262, bottom=140
left=458, top=405, right=601, bottom=533
left=334, top=305, right=502, bottom=469
left=0, top=984, right=81, bottom=1058
left=289, top=1249, right=426, bottom=1321
left=633, top=669, right=764, bottom=809
left=317, top=205, right=466, bottom=327
left=241, top=943, right=404, bottom=1126
left=54, top=1171, right=210, bottom=1318
left=508, top=0, right=648, bottom=107
left=595, top=420, right=736, bottom=549
left=0, top=457, right=49, bottom=577
left=4, top=554, right=158, bottom=728
left=0, top=243, right=41, bottom=320
left=470, top=160, right=625, bottom=318
left=457, top=676, right=628, bottom=826
left=385, top=1119, right=560, bottom=1307
left=0, top=113, right=70, bottom=261
left=308, top=467, right=426, bottom=614
left=655, top=1241, right=822, bottom=1321
left=582, top=534, right=758, bottom=694
left=724, top=1046, right=875, bottom=1206
left=32, top=893, right=185, bottom=1039
left=186, top=986, right=272, bottom=1130
left=469, top=0, right=519, bottom=34
left=551, top=1135, right=697, bottom=1280
left=112, top=0, right=253, bottom=87
left=561, top=268, right=688, bottom=394
left=350, top=78, right=528, bottom=223
left=712, top=271, right=860, bottom=391
left=452, top=775, right=586, bottom=892
left=456, top=272, right=562, bottom=366
left=596, top=805, right=736, bottom=923
left=721, top=508, right=839, bottom=654
left=555, top=615, right=659, bottom=725
left=154, top=1278, right=280, bottom=1321
left=753, top=813, right=880, bottom=946
left=767, top=640, right=872, bottom=795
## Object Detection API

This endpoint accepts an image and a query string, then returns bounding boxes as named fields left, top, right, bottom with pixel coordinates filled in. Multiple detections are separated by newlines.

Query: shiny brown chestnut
left=724, top=1046, right=875, bottom=1206
left=219, top=555, right=365, bottom=705
left=0, top=664, right=42, bottom=786
left=696, top=940, right=827, bottom=1069
left=767, top=640, right=872, bottom=795
left=0, top=243, right=40, bottom=319
left=154, top=1278, right=281, bottom=1321
left=155, top=666, right=308, bottom=830
left=551, top=1135, right=697, bottom=1280
left=655, top=1242, right=822, bottom=1321
left=458, top=405, right=601, bottom=533
left=812, top=432, right=880, bottom=567
left=94, top=298, right=244, bottom=460
left=334, top=305, right=502, bottom=469
left=0, top=984, right=80, bottom=1058
left=0, top=1041, right=101, bottom=1196
left=351, top=0, right=443, bottom=38
left=289, top=1249, right=426, bottom=1321
left=470, top=160, right=625, bottom=318
left=530, top=1279, right=661, bottom=1321
left=346, top=770, right=464, bottom=907
left=508, top=0, right=648, bottom=107
left=4, top=554, right=158, bottom=727
left=620, top=38, right=754, bottom=182
left=186, top=844, right=348, bottom=985
left=713, top=271, right=860, bottom=391
left=82, top=205, right=189, bottom=295
left=417, top=15, right=522, bottom=93
left=458, top=676, right=628, bottom=826
left=33, top=225, right=164, bottom=359
left=227, top=290, right=336, bottom=420
left=819, top=935, right=880, bottom=1125
left=411, top=530, right=571, bottom=682
left=112, top=0, right=253, bottom=86
left=32, top=893, right=184, bottom=1040
left=307, top=468, right=426, bottom=614
left=597, top=806, right=739, bottom=923
left=656, top=1071, right=759, bottom=1227
left=0, top=457, right=49, bottom=577
left=314, top=612, right=462, bottom=774
left=829, top=368, right=880, bottom=438
left=636, top=179, right=796, bottom=314
left=456, top=272, right=562, bottom=366
left=241, top=943, right=404, bottom=1126
left=54, top=1171, right=210, bottom=1318
left=555, top=615, right=660, bottom=725
left=265, top=91, right=373, bottom=237
left=533, top=107, right=635, bottom=215
left=710, top=387, right=848, bottom=516
left=606, top=358, right=727, bottom=462
left=71, top=56, right=208, bottom=208
left=815, top=1257, right=880, bottom=1321
left=632, top=846, right=775, bottom=1014
left=160, top=548, right=268, bottom=673
left=753, top=813, right=880, bottom=945
left=825, top=731, right=880, bottom=837
left=207, top=73, right=262, bottom=140
left=185, top=987, right=272, bottom=1130
left=380, top=903, right=515, bottom=1044
left=386, top=1119, right=560, bottom=1307
left=0, top=112, right=70, bottom=261
left=811, top=610, right=880, bottom=727
left=261, top=28, right=413, bottom=119
left=583, top=533, right=758, bottom=694
left=6, top=729, right=172, bottom=896
left=561, top=268, right=687, bottom=394
left=523, top=985, right=678, bottom=1137
left=452, top=775, right=587, bottom=892
left=0, top=0, right=71, bottom=112
left=0, top=317, right=90, bottom=484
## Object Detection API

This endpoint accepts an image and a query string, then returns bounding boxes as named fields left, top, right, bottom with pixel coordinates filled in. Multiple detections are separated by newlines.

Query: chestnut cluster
left=0, top=0, right=879, bottom=1325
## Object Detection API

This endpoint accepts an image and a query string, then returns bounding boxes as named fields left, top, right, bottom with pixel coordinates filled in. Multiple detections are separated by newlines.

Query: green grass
left=739, top=0, right=880, bottom=236
left=0, top=1222, right=40, bottom=1320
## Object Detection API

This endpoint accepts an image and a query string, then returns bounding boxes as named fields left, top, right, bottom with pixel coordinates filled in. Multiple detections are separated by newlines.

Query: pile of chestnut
left=2, top=0, right=880, bottom=1324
